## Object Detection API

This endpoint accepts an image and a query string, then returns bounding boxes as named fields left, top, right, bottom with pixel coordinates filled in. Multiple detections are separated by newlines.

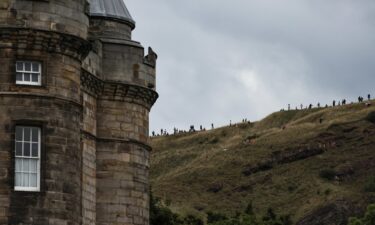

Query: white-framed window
left=15, top=126, right=41, bottom=192
left=15, top=61, right=42, bottom=86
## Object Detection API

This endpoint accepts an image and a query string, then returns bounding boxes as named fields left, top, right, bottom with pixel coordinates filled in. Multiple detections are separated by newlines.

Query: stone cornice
left=101, top=81, right=158, bottom=110
left=0, top=92, right=82, bottom=109
left=0, top=28, right=92, bottom=61
left=81, top=69, right=158, bottom=109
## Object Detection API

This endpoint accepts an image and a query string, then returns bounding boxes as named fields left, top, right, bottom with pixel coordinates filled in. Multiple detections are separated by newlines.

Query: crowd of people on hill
left=152, top=93, right=373, bottom=137
left=151, top=118, right=252, bottom=137
left=283, top=94, right=372, bottom=112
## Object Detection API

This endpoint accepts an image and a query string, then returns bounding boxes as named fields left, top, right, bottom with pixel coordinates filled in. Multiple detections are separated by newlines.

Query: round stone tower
left=0, top=0, right=90, bottom=224
left=88, top=0, right=158, bottom=225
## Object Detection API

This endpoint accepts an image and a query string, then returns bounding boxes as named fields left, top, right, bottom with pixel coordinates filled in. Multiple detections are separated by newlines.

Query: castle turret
left=0, top=0, right=90, bottom=224
left=87, top=0, right=158, bottom=225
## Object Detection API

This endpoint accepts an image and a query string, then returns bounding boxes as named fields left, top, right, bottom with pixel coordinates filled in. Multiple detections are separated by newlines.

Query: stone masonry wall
left=93, top=14, right=157, bottom=224
left=96, top=140, right=150, bottom=225
left=83, top=93, right=97, bottom=135
left=0, top=0, right=89, bottom=39
left=82, top=137, right=96, bottom=225
left=82, top=40, right=103, bottom=79
left=81, top=92, right=97, bottom=225
left=97, top=99, right=149, bottom=143
left=89, top=18, right=133, bottom=41
left=96, top=88, right=152, bottom=225
left=0, top=0, right=89, bottom=221
left=0, top=95, right=82, bottom=225
left=102, top=42, right=144, bottom=84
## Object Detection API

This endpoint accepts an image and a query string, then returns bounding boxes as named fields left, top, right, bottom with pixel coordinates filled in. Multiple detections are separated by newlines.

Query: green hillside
left=150, top=101, right=375, bottom=224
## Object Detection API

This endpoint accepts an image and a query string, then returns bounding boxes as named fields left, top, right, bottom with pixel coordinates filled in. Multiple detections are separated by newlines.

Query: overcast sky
left=125, top=0, right=375, bottom=133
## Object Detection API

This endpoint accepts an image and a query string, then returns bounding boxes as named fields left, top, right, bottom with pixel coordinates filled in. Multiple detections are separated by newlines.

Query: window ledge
left=14, top=187, right=40, bottom=192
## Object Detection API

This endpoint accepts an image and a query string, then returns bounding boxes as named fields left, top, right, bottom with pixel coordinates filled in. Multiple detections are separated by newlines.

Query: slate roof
left=89, top=0, right=135, bottom=27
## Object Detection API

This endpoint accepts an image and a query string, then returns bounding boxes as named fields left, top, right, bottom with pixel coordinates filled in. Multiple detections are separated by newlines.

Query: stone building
left=0, top=0, right=158, bottom=224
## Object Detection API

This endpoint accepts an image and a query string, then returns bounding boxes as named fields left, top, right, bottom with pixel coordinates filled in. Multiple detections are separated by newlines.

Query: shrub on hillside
left=150, top=192, right=181, bottom=225
left=319, top=169, right=337, bottom=181
left=183, top=214, right=204, bottom=225
left=348, top=204, right=375, bottom=225
left=244, top=202, right=255, bottom=216
left=364, top=176, right=375, bottom=192
left=209, top=137, right=220, bottom=144
left=365, top=111, right=375, bottom=124
left=207, top=211, right=228, bottom=224
left=206, top=205, right=292, bottom=225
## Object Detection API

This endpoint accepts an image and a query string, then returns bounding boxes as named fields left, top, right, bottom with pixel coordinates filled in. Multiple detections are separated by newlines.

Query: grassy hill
left=150, top=101, right=375, bottom=224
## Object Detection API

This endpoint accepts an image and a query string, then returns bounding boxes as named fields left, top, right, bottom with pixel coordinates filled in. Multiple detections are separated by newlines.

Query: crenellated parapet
left=144, top=47, right=158, bottom=68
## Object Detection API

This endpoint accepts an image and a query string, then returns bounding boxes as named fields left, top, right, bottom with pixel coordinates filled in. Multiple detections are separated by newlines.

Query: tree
left=348, top=204, right=375, bottom=225
left=150, top=191, right=181, bottom=225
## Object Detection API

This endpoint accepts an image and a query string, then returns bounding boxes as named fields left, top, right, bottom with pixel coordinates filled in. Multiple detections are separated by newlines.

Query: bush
left=245, top=202, right=255, bottom=216
left=210, top=137, right=220, bottom=144
left=349, top=204, right=375, bottom=225
left=364, top=176, right=375, bottom=192
left=183, top=214, right=204, bottom=225
left=324, top=188, right=331, bottom=196
left=319, top=169, right=336, bottom=181
left=150, top=193, right=181, bottom=225
left=365, top=111, right=375, bottom=124
left=207, top=206, right=292, bottom=225
left=207, top=211, right=228, bottom=223
left=150, top=192, right=293, bottom=225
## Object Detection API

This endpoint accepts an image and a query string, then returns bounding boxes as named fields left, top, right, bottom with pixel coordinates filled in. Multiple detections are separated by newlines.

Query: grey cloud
left=126, top=0, right=375, bottom=132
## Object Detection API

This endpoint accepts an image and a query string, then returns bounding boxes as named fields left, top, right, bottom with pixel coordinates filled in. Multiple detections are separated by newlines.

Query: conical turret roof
left=89, top=0, right=135, bottom=27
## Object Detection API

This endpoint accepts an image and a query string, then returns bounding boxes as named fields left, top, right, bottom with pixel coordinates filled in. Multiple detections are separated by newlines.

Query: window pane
left=24, top=73, right=31, bottom=81
left=31, top=128, right=39, bottom=142
left=30, top=174, right=37, bottom=187
left=15, top=127, right=23, bottom=141
left=16, top=73, right=23, bottom=81
left=24, top=128, right=31, bottom=141
left=32, top=144, right=38, bottom=157
left=15, top=159, right=22, bottom=172
left=25, top=62, right=31, bottom=71
left=31, top=74, right=39, bottom=82
left=23, top=159, right=29, bottom=172
left=16, top=62, right=23, bottom=71
left=29, top=160, right=37, bottom=173
left=15, top=142, right=22, bottom=156
left=24, top=143, right=30, bottom=156
left=15, top=172, right=22, bottom=187
left=32, top=63, right=39, bottom=72
left=22, top=173, right=29, bottom=187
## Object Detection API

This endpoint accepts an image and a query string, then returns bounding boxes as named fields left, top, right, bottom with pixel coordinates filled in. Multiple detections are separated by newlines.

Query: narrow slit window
left=15, top=126, right=41, bottom=192
left=15, top=61, right=42, bottom=86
